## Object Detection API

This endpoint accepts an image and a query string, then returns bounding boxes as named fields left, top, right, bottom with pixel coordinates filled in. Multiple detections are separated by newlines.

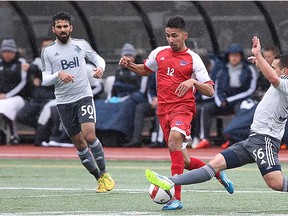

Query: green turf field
left=0, top=159, right=287, bottom=215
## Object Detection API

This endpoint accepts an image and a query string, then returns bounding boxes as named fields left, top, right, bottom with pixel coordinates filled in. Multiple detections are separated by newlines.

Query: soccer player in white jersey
left=145, top=36, right=288, bottom=194
left=41, top=11, right=114, bottom=193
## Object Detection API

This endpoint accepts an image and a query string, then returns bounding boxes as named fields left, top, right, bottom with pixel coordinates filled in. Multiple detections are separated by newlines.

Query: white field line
left=0, top=188, right=286, bottom=216
left=1, top=212, right=287, bottom=216
left=0, top=186, right=281, bottom=194
left=0, top=211, right=162, bottom=216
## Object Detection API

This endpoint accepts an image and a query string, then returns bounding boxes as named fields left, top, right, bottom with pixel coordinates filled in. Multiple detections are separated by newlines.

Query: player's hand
left=58, top=71, right=74, bottom=83
left=175, top=79, right=195, bottom=97
left=119, top=56, right=131, bottom=68
left=248, top=36, right=261, bottom=66
left=251, top=36, right=261, bottom=56
left=93, top=67, right=103, bottom=79
left=248, top=56, right=258, bottom=67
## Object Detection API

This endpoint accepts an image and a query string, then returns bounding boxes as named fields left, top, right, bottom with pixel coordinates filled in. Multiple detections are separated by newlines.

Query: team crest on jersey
left=75, top=45, right=81, bottom=53
left=180, top=60, right=188, bottom=66
left=175, top=121, right=184, bottom=126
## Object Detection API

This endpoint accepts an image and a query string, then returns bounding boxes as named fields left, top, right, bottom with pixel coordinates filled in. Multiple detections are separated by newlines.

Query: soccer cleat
left=96, top=178, right=107, bottom=193
left=280, top=143, right=288, bottom=150
left=145, top=169, right=174, bottom=191
left=217, top=171, right=234, bottom=194
left=194, top=139, right=211, bottom=149
left=162, top=199, right=183, bottom=210
left=221, top=140, right=231, bottom=149
left=101, top=173, right=115, bottom=191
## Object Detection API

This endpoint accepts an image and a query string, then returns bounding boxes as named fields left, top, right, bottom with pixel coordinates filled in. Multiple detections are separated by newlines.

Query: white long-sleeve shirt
left=41, top=38, right=105, bottom=104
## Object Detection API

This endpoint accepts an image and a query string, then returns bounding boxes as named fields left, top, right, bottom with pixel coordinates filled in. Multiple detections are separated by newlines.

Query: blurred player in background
left=41, top=11, right=114, bottom=193
left=119, top=16, right=233, bottom=210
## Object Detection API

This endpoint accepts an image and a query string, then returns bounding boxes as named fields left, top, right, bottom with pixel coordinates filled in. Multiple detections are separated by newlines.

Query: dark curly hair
left=52, top=11, right=71, bottom=26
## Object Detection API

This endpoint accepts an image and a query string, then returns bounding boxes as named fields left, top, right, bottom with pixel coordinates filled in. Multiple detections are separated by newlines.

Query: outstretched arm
left=119, top=56, right=151, bottom=76
left=249, top=36, right=279, bottom=87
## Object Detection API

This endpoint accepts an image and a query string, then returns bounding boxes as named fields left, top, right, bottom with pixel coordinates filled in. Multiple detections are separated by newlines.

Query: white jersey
left=251, top=76, right=288, bottom=140
left=41, top=38, right=106, bottom=104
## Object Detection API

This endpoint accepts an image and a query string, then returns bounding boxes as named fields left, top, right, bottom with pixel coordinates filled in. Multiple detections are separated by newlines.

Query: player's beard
left=56, top=32, right=71, bottom=44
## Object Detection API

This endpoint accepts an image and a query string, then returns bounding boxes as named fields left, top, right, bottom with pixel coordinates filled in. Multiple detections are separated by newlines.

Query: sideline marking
left=0, top=186, right=280, bottom=194
left=0, top=211, right=162, bottom=216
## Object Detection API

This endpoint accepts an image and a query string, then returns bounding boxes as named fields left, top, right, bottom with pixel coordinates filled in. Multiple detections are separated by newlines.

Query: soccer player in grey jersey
left=145, top=36, right=288, bottom=193
left=41, top=11, right=114, bottom=193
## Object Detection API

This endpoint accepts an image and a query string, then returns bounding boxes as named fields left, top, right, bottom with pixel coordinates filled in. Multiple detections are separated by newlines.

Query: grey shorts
left=221, top=133, right=281, bottom=176
left=57, top=96, right=96, bottom=137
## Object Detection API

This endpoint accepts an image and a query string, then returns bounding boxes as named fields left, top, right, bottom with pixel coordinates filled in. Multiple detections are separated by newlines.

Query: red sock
left=186, top=157, right=206, bottom=170
left=170, top=151, right=184, bottom=201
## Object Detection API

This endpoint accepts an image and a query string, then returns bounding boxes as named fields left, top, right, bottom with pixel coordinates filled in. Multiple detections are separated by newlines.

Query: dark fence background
left=1, top=1, right=287, bottom=76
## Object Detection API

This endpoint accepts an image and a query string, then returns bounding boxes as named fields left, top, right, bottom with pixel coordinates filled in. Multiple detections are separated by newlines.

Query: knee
left=167, top=142, right=178, bottom=152
left=84, top=133, right=96, bottom=144
left=71, top=136, right=87, bottom=151
left=209, top=154, right=227, bottom=172
left=263, top=171, right=284, bottom=191
left=183, top=158, right=190, bottom=169
left=167, top=138, right=182, bottom=151
left=265, top=177, right=283, bottom=191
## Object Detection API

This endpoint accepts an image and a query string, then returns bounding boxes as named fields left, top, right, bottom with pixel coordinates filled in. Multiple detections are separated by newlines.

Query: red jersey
left=144, top=46, right=213, bottom=115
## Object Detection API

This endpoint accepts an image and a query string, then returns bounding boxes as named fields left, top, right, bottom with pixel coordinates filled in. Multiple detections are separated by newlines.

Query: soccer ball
left=148, top=184, right=175, bottom=204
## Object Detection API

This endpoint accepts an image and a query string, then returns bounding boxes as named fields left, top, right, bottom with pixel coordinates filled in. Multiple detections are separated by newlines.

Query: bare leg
left=263, top=171, right=285, bottom=191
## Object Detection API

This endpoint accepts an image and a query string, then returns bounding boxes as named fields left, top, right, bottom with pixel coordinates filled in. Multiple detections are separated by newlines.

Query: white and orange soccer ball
left=148, top=184, right=175, bottom=204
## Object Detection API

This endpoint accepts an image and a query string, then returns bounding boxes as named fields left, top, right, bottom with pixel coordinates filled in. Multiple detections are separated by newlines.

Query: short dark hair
left=275, top=53, right=288, bottom=69
left=166, top=16, right=186, bottom=31
left=264, top=45, right=280, bottom=56
left=52, top=11, right=71, bottom=26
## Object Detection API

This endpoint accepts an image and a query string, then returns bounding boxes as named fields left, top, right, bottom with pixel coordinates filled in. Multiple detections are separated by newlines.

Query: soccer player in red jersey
left=119, top=16, right=234, bottom=210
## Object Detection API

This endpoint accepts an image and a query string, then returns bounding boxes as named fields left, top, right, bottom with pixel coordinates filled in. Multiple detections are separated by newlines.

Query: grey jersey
left=251, top=76, right=288, bottom=140
left=41, top=38, right=106, bottom=104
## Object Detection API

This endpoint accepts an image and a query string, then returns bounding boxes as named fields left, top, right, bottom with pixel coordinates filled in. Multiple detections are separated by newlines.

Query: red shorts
left=158, top=111, right=193, bottom=143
